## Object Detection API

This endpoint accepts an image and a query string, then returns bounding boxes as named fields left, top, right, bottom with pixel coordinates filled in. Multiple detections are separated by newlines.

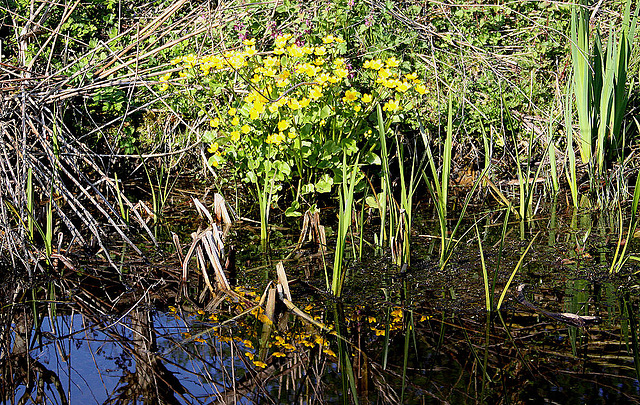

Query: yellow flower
left=276, top=78, right=290, bottom=88
left=362, top=94, right=373, bottom=103
left=310, top=86, right=323, bottom=100
left=327, top=76, right=339, bottom=84
left=243, top=38, right=256, bottom=46
left=272, top=351, right=286, bottom=358
left=182, top=54, right=196, bottom=68
left=264, top=56, right=280, bottom=67
left=314, top=46, right=327, bottom=56
left=299, top=97, right=310, bottom=108
left=245, top=352, right=255, bottom=360
left=396, top=81, right=412, bottom=92
left=228, top=107, right=237, bottom=116
left=334, top=68, right=348, bottom=79
left=159, top=83, right=169, bottom=92
left=288, top=98, right=301, bottom=110
left=317, top=72, right=330, bottom=85
left=353, top=104, right=361, bottom=112
left=181, top=332, right=192, bottom=339
left=322, top=35, right=335, bottom=44
left=374, top=328, right=385, bottom=336
left=253, top=101, right=266, bottom=114
left=383, top=99, right=401, bottom=112
left=243, top=339, right=254, bottom=349
left=244, top=45, right=257, bottom=57
left=208, top=142, right=219, bottom=153
left=323, top=348, right=337, bottom=358
left=288, top=130, right=297, bottom=139
left=405, top=72, right=418, bottom=81
left=230, top=131, right=240, bottom=142
left=253, top=360, right=267, bottom=368
left=231, top=116, right=240, bottom=126
left=274, top=33, right=291, bottom=48
left=342, top=89, right=359, bottom=103
left=415, top=83, right=427, bottom=95
left=168, top=306, right=177, bottom=313
left=386, top=57, right=400, bottom=67
left=367, top=316, right=377, bottom=323
left=314, top=58, right=325, bottom=66
left=378, top=68, right=392, bottom=79
left=277, top=120, right=289, bottom=131
left=314, top=336, right=327, bottom=346
left=333, top=58, right=345, bottom=67
left=287, top=44, right=304, bottom=57
left=241, top=124, right=251, bottom=134
left=391, top=308, right=403, bottom=318
left=365, top=59, right=384, bottom=70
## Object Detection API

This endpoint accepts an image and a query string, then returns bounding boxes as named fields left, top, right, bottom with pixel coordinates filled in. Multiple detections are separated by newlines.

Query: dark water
left=2, top=208, right=640, bottom=404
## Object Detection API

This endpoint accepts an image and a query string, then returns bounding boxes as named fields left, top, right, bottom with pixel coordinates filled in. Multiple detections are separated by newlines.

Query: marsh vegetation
left=2, top=0, right=640, bottom=403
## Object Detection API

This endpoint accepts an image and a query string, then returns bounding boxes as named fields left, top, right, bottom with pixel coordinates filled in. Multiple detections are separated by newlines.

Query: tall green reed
left=331, top=152, right=361, bottom=297
left=496, top=231, right=540, bottom=311
left=421, top=92, right=487, bottom=267
left=570, top=0, right=638, bottom=176
left=422, top=92, right=453, bottom=267
left=393, top=135, right=423, bottom=267
left=610, top=171, right=640, bottom=273
left=375, top=104, right=392, bottom=252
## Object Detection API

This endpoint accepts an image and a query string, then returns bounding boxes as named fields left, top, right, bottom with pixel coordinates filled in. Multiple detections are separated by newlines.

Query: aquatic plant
left=332, top=153, right=361, bottom=297
left=167, top=33, right=426, bottom=242
left=569, top=0, right=638, bottom=178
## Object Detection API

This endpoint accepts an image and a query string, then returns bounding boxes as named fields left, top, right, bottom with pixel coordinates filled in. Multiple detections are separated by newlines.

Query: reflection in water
left=1, top=267, right=640, bottom=403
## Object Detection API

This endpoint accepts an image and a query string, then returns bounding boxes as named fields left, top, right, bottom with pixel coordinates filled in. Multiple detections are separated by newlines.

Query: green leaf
left=319, top=105, right=334, bottom=119
left=363, top=151, right=381, bottom=165
left=285, top=201, right=302, bottom=217
left=315, top=174, right=334, bottom=193
left=341, top=138, right=358, bottom=156
left=202, top=130, right=216, bottom=143
left=365, top=195, right=380, bottom=209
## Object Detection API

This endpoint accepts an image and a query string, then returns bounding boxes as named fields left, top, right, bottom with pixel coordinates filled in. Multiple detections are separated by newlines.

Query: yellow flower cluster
left=165, top=32, right=426, bottom=170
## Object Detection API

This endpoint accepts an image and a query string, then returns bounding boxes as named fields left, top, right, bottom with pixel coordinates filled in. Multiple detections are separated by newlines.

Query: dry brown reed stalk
left=0, top=0, right=250, bottom=274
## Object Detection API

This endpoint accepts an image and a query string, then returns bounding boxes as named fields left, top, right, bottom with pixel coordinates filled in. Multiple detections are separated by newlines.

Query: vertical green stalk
left=376, top=104, right=391, bottom=250
left=475, top=222, right=490, bottom=311
left=570, top=0, right=593, bottom=165
left=496, top=232, right=540, bottom=311
left=45, top=193, right=53, bottom=259
left=332, top=153, right=360, bottom=297
left=27, top=167, right=34, bottom=240
left=421, top=92, right=453, bottom=266
left=565, top=84, right=579, bottom=207
left=114, top=172, right=128, bottom=224
left=394, top=135, right=422, bottom=266
left=610, top=170, right=640, bottom=273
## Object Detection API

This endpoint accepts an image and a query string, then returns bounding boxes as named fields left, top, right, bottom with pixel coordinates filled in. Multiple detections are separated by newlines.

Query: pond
left=2, top=203, right=640, bottom=404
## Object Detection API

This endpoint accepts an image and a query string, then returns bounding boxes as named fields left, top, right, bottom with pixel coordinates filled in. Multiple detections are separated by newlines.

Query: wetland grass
left=331, top=153, right=361, bottom=298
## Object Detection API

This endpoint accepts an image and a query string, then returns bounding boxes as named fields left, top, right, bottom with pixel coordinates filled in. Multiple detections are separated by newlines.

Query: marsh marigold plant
left=163, top=33, right=426, bottom=237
